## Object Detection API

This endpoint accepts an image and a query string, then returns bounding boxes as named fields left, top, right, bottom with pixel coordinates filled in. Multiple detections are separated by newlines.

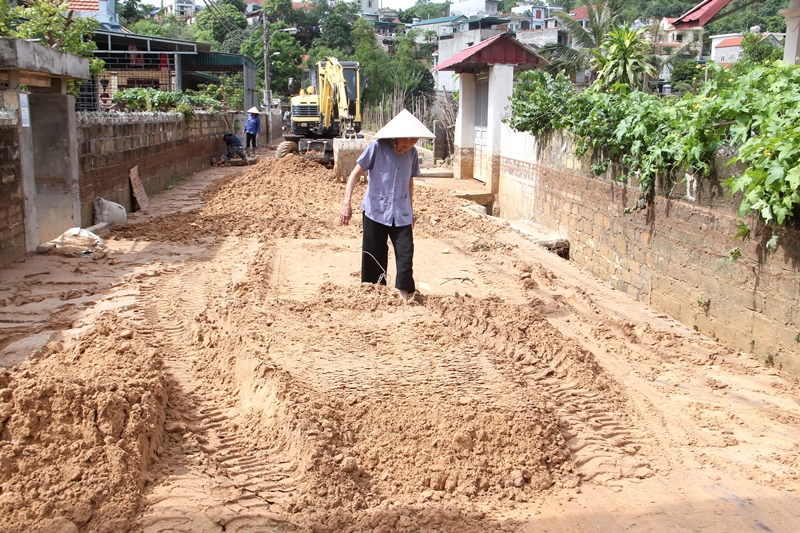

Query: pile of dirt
left=0, top=314, right=166, bottom=533
left=110, top=155, right=505, bottom=247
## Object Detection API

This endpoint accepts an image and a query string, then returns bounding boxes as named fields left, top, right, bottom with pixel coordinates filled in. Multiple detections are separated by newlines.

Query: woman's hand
left=340, top=202, right=352, bottom=225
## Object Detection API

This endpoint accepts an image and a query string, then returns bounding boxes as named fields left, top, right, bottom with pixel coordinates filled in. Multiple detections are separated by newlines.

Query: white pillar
left=486, top=64, right=515, bottom=200
left=454, top=72, right=476, bottom=180
left=782, top=0, right=800, bottom=65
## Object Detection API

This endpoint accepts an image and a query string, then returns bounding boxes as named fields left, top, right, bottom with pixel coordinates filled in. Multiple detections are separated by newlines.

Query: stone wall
left=76, top=112, right=228, bottom=226
left=497, top=123, right=800, bottom=376
left=0, top=119, right=24, bottom=269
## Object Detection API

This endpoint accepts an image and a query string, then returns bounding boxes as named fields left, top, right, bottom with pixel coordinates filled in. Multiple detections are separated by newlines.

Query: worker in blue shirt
left=340, top=109, right=435, bottom=303
left=219, top=133, right=250, bottom=165
left=243, top=106, right=261, bottom=155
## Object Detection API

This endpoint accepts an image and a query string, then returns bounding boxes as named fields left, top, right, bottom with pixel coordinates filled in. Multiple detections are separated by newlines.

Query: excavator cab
left=279, top=58, right=368, bottom=179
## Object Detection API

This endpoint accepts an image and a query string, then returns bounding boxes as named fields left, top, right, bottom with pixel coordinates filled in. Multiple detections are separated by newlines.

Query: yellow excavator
left=277, top=57, right=368, bottom=179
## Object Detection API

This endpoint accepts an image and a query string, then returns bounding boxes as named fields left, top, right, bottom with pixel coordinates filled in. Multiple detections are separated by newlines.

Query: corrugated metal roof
left=672, top=0, right=732, bottom=29
left=433, top=33, right=545, bottom=73
left=412, top=15, right=466, bottom=26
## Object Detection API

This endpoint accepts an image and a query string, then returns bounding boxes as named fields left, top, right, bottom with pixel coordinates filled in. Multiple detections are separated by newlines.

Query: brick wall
left=0, top=120, right=24, bottom=269
left=77, top=112, right=228, bottom=226
left=498, top=124, right=800, bottom=376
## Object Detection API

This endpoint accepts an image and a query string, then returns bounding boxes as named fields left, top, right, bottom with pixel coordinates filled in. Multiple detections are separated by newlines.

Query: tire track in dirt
left=124, top=239, right=304, bottom=532
left=425, top=292, right=657, bottom=489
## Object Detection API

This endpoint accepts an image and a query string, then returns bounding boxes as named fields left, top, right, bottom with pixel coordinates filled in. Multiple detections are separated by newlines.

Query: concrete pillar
left=29, top=93, right=81, bottom=242
left=486, top=64, right=514, bottom=207
left=14, top=91, right=39, bottom=253
left=174, top=54, right=182, bottom=92
left=454, top=72, right=476, bottom=180
left=782, top=0, right=800, bottom=64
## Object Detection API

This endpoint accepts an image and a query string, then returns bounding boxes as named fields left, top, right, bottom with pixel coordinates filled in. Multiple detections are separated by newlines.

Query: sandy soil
left=1, top=147, right=799, bottom=533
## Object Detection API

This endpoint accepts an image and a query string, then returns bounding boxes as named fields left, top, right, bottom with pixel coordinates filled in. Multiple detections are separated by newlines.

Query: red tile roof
left=570, top=6, right=588, bottom=20
left=433, top=33, right=545, bottom=72
left=716, top=36, right=743, bottom=48
left=69, top=0, right=99, bottom=11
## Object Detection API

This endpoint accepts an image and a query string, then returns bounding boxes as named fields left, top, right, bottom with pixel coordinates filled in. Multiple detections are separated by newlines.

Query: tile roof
left=716, top=36, right=743, bottom=48
left=69, top=0, right=99, bottom=11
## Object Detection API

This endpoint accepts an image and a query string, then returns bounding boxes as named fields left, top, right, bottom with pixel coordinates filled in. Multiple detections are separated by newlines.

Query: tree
left=131, top=14, right=195, bottom=41
left=268, top=28, right=305, bottom=96
left=119, top=0, right=151, bottom=25
left=739, top=31, right=784, bottom=63
left=195, top=3, right=247, bottom=46
left=538, top=0, right=626, bottom=80
left=352, top=18, right=393, bottom=103
left=319, top=12, right=354, bottom=53
left=642, top=18, right=697, bottom=91
left=592, top=26, right=656, bottom=91
left=397, top=1, right=450, bottom=23
left=10, top=0, right=104, bottom=76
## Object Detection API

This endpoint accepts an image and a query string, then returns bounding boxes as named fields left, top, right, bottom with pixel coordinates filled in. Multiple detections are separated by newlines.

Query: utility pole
left=268, top=13, right=272, bottom=108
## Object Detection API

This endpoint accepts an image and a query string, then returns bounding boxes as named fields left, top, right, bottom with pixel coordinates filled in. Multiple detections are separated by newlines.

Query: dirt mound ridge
left=0, top=314, right=167, bottom=533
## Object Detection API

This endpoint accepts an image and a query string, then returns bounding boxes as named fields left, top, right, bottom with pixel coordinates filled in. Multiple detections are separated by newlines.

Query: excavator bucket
left=333, top=138, right=368, bottom=181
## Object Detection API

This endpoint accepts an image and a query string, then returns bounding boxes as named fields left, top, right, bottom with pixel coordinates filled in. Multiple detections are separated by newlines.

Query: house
left=411, top=14, right=468, bottom=41
left=449, top=0, right=500, bottom=18
left=72, top=0, right=122, bottom=31
left=711, top=32, right=785, bottom=64
left=161, top=0, right=198, bottom=17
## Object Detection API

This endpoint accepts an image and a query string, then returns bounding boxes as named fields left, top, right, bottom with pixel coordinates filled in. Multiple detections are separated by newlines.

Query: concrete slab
left=0, top=38, right=89, bottom=80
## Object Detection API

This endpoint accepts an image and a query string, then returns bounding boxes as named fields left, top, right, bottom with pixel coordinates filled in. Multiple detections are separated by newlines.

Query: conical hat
left=247, top=107, right=260, bottom=114
left=374, top=109, right=435, bottom=139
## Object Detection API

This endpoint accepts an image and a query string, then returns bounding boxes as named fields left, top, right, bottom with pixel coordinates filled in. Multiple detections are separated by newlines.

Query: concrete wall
left=76, top=111, right=228, bottom=226
left=497, top=123, right=800, bottom=375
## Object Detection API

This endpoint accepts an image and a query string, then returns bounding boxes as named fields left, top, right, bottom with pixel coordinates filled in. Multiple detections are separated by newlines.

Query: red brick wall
left=499, top=127, right=800, bottom=376
left=0, top=124, right=24, bottom=269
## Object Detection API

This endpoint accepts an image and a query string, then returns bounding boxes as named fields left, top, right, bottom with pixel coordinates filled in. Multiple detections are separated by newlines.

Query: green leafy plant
left=112, top=87, right=223, bottom=113
left=504, top=71, right=576, bottom=135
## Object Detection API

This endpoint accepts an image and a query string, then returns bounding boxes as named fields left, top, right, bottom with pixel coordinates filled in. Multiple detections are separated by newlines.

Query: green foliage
left=9, top=0, right=105, bottom=77
left=724, top=62, right=800, bottom=225
left=592, top=26, right=656, bottom=91
left=130, top=14, right=197, bottom=41
left=187, top=73, right=246, bottom=111
left=397, top=1, right=450, bottom=23
left=195, top=3, right=246, bottom=45
left=739, top=32, right=784, bottom=64
left=538, top=0, right=624, bottom=79
left=504, top=71, right=576, bottom=135
left=707, top=0, right=788, bottom=34
left=669, top=59, right=701, bottom=88
left=0, top=0, right=13, bottom=35
left=508, top=56, right=800, bottom=228
left=112, top=87, right=224, bottom=112
left=119, top=0, right=151, bottom=25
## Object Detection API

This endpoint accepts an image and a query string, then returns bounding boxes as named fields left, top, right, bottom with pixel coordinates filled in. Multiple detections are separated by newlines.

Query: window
left=368, top=1, right=372, bottom=6
left=676, top=34, right=683, bottom=43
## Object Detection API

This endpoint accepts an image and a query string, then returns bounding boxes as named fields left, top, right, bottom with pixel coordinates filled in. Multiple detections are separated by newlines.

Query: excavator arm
left=318, top=57, right=354, bottom=133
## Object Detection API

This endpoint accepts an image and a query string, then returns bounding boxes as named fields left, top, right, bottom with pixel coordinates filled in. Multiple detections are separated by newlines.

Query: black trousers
left=362, top=213, right=415, bottom=293
left=245, top=133, right=257, bottom=150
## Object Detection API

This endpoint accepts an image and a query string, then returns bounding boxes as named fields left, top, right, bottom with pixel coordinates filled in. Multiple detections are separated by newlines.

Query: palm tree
left=538, top=0, right=626, bottom=81
left=642, top=19, right=699, bottom=93
left=592, top=26, right=656, bottom=90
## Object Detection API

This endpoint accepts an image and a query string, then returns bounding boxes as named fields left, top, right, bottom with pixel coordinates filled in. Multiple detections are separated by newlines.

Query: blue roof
left=412, top=15, right=466, bottom=26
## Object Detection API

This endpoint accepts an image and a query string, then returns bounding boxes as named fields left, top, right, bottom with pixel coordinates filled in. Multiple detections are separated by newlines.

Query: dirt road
left=1, top=151, right=798, bottom=533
